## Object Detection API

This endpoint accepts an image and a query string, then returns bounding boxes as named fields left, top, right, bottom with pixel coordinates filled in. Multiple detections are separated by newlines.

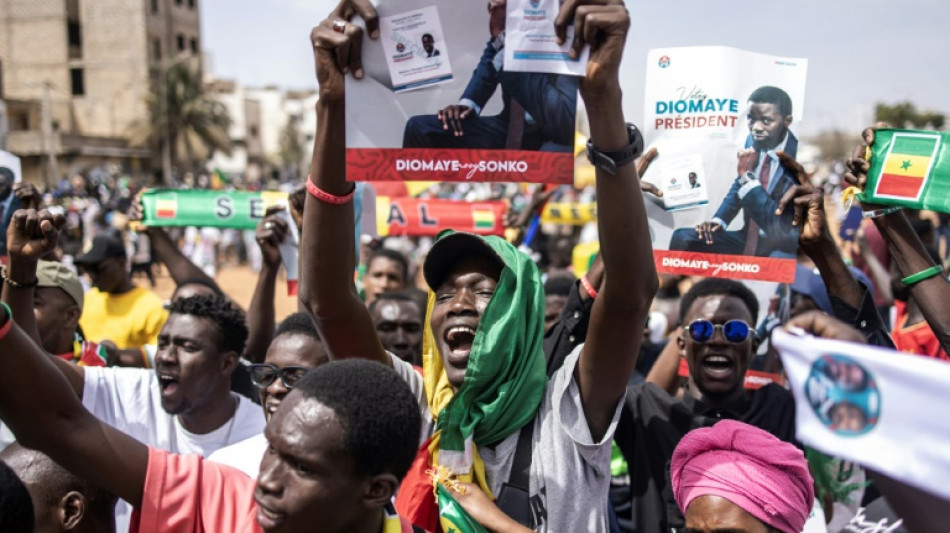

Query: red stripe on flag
left=156, top=209, right=176, bottom=219
left=877, top=172, right=925, bottom=198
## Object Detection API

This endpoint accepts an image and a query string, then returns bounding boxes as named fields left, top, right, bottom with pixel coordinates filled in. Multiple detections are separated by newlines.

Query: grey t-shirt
left=390, top=343, right=623, bottom=531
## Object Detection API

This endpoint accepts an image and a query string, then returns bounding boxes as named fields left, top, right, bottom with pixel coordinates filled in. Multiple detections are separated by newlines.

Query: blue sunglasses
left=686, top=319, right=753, bottom=344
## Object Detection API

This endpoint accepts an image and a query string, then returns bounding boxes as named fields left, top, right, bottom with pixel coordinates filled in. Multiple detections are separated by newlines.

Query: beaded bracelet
left=901, top=265, right=944, bottom=287
left=0, top=302, right=13, bottom=341
left=862, top=206, right=903, bottom=219
left=0, top=267, right=39, bottom=289
left=580, top=274, right=598, bottom=299
left=306, top=176, right=356, bottom=205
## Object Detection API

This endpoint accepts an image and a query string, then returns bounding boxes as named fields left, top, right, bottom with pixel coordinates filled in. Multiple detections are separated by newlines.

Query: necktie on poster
left=345, top=0, right=579, bottom=184
left=774, top=328, right=950, bottom=501
left=855, top=129, right=950, bottom=213
left=642, top=46, right=808, bottom=283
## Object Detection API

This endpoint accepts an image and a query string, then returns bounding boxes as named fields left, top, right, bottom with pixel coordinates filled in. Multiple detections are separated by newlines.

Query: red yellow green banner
left=376, top=197, right=507, bottom=237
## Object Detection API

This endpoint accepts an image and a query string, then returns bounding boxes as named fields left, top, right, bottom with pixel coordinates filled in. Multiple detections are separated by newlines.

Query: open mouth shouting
left=443, top=324, right=477, bottom=369
left=700, top=353, right=735, bottom=381
left=157, top=373, right=180, bottom=397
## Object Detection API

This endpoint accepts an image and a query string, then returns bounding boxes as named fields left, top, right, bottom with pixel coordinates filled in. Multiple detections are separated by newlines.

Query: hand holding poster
left=504, top=0, right=588, bottom=76
left=642, top=47, right=808, bottom=283
left=345, top=0, right=578, bottom=184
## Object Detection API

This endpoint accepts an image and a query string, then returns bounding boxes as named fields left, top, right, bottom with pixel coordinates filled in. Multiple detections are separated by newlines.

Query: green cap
left=36, top=260, right=84, bottom=311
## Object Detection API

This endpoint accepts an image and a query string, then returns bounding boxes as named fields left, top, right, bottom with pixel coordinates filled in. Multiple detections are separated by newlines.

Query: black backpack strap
left=495, top=420, right=536, bottom=527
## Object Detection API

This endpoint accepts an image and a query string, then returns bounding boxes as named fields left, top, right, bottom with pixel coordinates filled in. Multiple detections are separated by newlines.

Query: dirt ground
left=144, top=264, right=300, bottom=320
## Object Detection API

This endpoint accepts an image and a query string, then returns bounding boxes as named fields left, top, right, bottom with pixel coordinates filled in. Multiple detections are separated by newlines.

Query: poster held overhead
left=345, top=0, right=579, bottom=184
left=642, top=46, right=808, bottom=283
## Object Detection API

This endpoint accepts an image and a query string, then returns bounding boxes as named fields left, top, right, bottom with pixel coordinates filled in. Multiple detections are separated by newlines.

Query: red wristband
left=306, top=176, right=356, bottom=205
left=580, top=275, right=598, bottom=299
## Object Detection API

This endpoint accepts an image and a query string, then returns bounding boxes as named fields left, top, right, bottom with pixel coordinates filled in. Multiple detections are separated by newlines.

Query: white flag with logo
left=774, top=328, right=950, bottom=500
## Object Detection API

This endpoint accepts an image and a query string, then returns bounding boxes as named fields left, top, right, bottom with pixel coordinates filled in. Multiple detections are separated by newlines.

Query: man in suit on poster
left=669, top=86, right=800, bottom=258
left=402, top=0, right=576, bottom=153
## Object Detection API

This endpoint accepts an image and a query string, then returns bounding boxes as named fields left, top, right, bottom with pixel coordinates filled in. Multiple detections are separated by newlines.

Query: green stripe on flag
left=891, top=134, right=939, bottom=157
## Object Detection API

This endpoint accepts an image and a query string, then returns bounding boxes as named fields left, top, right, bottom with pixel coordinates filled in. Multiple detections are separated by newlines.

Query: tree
left=132, top=58, right=231, bottom=182
left=278, top=115, right=304, bottom=178
left=875, top=101, right=945, bottom=130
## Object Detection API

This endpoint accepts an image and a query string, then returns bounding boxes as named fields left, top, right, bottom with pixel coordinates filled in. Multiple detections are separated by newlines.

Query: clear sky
left=200, top=0, right=949, bottom=136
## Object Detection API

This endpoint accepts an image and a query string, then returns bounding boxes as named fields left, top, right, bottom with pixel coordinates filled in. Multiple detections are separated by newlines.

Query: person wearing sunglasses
left=613, top=277, right=799, bottom=532
left=208, top=313, right=328, bottom=478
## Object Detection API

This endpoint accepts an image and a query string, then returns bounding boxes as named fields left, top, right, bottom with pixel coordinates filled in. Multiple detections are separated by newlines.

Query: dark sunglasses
left=685, top=319, right=753, bottom=344
left=248, top=364, right=310, bottom=389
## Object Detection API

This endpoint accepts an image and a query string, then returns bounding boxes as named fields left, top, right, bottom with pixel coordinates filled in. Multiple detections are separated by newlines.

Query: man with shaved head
left=1, top=443, right=117, bottom=532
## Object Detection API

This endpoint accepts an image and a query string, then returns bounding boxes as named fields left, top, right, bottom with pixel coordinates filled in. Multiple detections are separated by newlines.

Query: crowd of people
left=0, top=1, right=947, bottom=532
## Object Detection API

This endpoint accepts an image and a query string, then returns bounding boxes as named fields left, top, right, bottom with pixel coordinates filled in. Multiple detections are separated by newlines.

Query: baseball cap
left=790, top=265, right=875, bottom=315
left=423, top=231, right=505, bottom=290
left=36, top=260, right=84, bottom=310
left=75, top=234, right=126, bottom=266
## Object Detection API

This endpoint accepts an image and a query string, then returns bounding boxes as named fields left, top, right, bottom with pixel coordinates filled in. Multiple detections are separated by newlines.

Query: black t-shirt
left=614, top=382, right=797, bottom=532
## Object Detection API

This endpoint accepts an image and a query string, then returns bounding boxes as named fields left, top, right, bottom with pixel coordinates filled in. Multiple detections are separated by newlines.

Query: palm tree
left=132, top=58, right=231, bottom=182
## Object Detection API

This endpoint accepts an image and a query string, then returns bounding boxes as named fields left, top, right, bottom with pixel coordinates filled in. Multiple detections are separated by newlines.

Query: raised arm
left=2, top=210, right=86, bottom=395
left=846, top=127, right=950, bottom=352
left=129, top=195, right=218, bottom=290
left=298, top=0, right=388, bottom=365
left=0, top=212, right=148, bottom=509
left=777, top=152, right=865, bottom=310
left=556, top=0, right=658, bottom=441
left=243, top=207, right=287, bottom=363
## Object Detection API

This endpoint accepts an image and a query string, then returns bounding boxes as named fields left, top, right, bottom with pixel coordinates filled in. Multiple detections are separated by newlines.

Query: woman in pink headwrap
left=670, top=419, right=814, bottom=533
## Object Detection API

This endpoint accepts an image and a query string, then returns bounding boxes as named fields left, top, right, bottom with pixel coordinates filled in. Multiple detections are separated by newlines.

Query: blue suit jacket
left=461, top=39, right=576, bottom=147
left=712, top=132, right=799, bottom=255
left=0, top=195, right=22, bottom=256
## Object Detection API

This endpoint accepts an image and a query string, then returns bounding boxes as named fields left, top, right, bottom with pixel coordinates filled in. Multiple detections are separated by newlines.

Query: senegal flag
left=436, top=484, right=490, bottom=533
left=472, top=207, right=495, bottom=231
left=862, top=129, right=950, bottom=212
left=155, top=195, right=178, bottom=219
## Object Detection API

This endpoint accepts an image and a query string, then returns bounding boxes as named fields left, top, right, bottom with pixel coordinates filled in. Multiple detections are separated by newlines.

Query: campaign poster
left=642, top=46, right=808, bottom=283
left=345, top=0, right=579, bottom=184
left=379, top=6, right=453, bottom=93
left=504, top=0, right=588, bottom=76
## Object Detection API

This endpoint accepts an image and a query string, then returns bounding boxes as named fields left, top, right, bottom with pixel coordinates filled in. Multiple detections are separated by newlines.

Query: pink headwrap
left=670, top=420, right=814, bottom=533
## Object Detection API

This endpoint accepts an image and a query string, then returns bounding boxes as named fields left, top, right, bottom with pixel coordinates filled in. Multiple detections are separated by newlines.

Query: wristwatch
left=586, top=123, right=644, bottom=176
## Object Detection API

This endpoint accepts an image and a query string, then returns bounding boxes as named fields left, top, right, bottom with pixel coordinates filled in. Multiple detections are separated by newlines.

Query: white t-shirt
left=389, top=344, right=623, bottom=532
left=207, top=432, right=268, bottom=479
left=82, top=367, right=265, bottom=532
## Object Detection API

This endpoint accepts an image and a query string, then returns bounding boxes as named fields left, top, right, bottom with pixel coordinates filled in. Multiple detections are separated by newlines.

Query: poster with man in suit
left=344, top=0, right=582, bottom=184
left=640, top=47, right=808, bottom=283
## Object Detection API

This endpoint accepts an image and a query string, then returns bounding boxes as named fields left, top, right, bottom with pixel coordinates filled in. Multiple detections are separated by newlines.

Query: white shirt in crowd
left=207, top=432, right=268, bottom=479
left=82, top=367, right=265, bottom=532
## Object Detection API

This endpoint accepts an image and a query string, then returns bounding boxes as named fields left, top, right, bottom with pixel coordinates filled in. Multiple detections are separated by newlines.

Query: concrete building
left=207, top=78, right=317, bottom=183
left=0, top=0, right=201, bottom=185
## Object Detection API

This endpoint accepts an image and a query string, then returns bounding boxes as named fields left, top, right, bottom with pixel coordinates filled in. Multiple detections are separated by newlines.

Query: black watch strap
left=586, top=123, right=645, bottom=176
